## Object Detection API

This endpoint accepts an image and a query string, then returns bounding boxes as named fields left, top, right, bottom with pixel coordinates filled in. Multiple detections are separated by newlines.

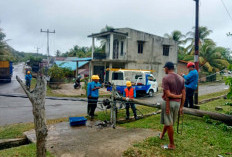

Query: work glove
left=126, top=97, right=130, bottom=101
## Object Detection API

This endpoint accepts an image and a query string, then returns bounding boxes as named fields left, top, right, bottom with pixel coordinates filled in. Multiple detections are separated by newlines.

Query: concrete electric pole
left=194, top=0, right=199, bottom=105
left=40, top=29, right=55, bottom=67
left=35, top=47, right=40, bottom=57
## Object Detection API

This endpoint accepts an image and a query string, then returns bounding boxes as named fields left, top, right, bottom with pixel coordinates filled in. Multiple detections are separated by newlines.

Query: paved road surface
left=0, top=63, right=25, bottom=94
left=0, top=96, right=87, bottom=126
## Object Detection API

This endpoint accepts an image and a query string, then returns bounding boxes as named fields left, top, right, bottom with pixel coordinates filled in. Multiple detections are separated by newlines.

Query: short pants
left=160, top=101, right=180, bottom=126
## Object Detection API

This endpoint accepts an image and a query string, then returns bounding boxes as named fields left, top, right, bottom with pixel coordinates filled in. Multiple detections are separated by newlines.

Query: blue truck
left=0, top=61, right=13, bottom=83
left=106, top=69, right=158, bottom=97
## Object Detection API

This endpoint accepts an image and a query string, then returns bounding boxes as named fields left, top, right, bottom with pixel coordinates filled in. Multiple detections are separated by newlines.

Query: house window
left=138, top=41, right=144, bottom=54
left=120, top=41, right=124, bottom=56
left=163, top=45, right=170, bottom=56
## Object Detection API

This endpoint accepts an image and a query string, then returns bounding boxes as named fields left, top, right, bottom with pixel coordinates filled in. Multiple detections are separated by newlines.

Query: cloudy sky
left=0, top=0, right=232, bottom=56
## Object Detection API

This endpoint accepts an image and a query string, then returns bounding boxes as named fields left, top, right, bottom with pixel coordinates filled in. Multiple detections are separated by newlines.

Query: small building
left=88, top=28, right=178, bottom=83
left=54, top=57, right=91, bottom=78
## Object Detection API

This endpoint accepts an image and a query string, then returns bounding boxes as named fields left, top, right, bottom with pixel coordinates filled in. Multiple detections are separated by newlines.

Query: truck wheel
left=148, top=90, right=154, bottom=97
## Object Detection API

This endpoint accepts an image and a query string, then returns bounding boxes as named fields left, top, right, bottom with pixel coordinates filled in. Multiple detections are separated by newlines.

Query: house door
left=93, top=66, right=104, bottom=83
left=113, top=40, right=119, bottom=59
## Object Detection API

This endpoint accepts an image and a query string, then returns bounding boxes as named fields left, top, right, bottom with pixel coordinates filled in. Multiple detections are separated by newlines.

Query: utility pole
left=35, top=47, right=40, bottom=57
left=194, top=0, right=199, bottom=105
left=40, top=29, right=55, bottom=67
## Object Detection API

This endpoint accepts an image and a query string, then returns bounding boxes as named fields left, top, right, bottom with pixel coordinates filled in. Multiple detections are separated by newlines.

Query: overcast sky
left=0, top=0, right=232, bottom=56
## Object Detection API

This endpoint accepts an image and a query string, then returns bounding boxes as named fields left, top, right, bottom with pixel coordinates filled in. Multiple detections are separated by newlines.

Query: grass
left=0, top=144, right=54, bottom=157
left=121, top=114, right=232, bottom=157
left=0, top=117, right=70, bottom=139
left=200, top=98, right=232, bottom=115
left=199, top=89, right=228, bottom=102
left=96, top=105, right=159, bottom=122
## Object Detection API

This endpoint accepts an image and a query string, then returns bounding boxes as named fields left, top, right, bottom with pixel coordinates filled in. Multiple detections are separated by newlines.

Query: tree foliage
left=165, top=26, right=231, bottom=73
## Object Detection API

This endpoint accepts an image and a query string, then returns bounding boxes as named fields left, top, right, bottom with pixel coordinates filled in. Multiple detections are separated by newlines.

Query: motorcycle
left=74, top=76, right=81, bottom=89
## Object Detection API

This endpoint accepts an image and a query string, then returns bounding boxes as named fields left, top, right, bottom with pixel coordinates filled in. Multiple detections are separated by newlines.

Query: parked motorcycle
left=74, top=75, right=81, bottom=89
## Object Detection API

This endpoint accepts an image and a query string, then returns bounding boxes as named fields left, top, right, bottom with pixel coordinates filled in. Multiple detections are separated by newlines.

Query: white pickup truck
left=107, top=69, right=158, bottom=97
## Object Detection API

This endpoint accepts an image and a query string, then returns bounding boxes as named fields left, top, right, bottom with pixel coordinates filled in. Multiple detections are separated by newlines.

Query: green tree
left=183, top=40, right=229, bottom=72
left=164, top=30, right=186, bottom=45
left=185, top=26, right=213, bottom=54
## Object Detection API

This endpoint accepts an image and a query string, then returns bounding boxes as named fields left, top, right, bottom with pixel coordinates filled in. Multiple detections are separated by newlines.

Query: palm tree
left=164, top=30, right=187, bottom=60
left=183, top=40, right=229, bottom=72
left=185, top=26, right=213, bottom=54
left=164, top=30, right=186, bottom=45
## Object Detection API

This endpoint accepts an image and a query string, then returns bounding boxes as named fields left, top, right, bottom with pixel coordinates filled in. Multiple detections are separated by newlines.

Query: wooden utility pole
left=194, top=0, right=200, bottom=104
left=115, top=97, right=232, bottom=126
left=40, top=29, right=55, bottom=67
left=16, top=71, right=48, bottom=157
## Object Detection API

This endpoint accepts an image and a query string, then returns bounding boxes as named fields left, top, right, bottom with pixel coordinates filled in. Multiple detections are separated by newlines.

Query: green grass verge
left=0, top=117, right=70, bottom=139
left=121, top=96, right=232, bottom=157
left=199, top=90, right=228, bottom=102
left=122, top=114, right=232, bottom=157
left=0, top=144, right=54, bottom=157
left=200, top=98, right=232, bottom=115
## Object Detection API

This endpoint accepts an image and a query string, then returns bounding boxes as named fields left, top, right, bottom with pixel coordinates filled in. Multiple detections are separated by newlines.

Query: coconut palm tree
left=183, top=40, right=229, bottom=72
left=185, top=26, right=213, bottom=54
left=164, top=30, right=186, bottom=45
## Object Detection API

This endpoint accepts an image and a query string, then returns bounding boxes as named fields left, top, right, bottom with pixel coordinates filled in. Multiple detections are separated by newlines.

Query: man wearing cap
left=181, top=62, right=198, bottom=108
left=25, top=71, right=32, bottom=90
left=160, top=62, right=185, bottom=150
left=87, top=75, right=101, bottom=120
left=123, top=81, right=138, bottom=120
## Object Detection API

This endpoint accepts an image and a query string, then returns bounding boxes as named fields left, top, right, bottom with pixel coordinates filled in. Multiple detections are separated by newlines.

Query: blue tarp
left=55, top=60, right=89, bottom=71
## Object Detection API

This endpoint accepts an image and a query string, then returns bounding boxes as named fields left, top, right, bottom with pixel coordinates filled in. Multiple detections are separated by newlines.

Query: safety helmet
left=27, top=71, right=30, bottom=74
left=187, top=62, right=195, bottom=68
left=91, top=75, right=100, bottom=80
left=126, top=81, right=132, bottom=87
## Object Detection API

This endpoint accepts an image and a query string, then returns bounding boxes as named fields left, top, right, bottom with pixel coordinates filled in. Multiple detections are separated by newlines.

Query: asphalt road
left=0, top=64, right=229, bottom=126
left=0, top=96, right=87, bottom=126
left=0, top=63, right=25, bottom=94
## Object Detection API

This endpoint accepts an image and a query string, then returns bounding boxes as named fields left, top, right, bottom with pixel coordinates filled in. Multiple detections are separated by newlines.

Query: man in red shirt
left=160, top=62, right=186, bottom=150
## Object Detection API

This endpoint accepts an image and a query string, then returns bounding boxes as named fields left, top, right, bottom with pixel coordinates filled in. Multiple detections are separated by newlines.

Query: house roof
left=178, top=60, right=189, bottom=64
left=88, top=29, right=128, bottom=38
left=55, top=61, right=89, bottom=71
left=65, top=57, right=92, bottom=61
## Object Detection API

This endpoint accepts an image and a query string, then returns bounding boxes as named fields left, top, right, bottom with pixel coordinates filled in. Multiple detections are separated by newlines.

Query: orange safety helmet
left=187, top=62, right=195, bottom=68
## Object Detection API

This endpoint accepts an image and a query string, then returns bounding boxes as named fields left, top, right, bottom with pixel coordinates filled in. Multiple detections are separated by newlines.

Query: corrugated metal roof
left=55, top=61, right=89, bottom=71
left=65, top=57, right=92, bottom=61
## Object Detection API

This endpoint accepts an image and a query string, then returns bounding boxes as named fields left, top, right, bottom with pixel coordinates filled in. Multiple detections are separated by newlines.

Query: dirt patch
left=51, top=83, right=111, bottom=96
left=24, top=122, right=158, bottom=157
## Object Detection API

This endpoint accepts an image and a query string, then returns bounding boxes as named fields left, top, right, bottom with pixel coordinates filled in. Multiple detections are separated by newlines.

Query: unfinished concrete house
left=88, top=28, right=178, bottom=83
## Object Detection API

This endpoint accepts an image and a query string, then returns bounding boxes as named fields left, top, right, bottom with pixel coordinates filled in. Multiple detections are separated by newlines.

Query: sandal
left=161, top=144, right=175, bottom=150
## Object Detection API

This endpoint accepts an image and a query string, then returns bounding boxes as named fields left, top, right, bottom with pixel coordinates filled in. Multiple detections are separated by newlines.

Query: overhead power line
left=220, top=0, right=232, bottom=23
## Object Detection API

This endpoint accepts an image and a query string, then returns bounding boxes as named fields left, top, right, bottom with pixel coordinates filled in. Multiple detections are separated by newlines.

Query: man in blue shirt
left=181, top=62, right=199, bottom=108
left=25, top=71, right=32, bottom=90
left=87, top=75, right=101, bottom=120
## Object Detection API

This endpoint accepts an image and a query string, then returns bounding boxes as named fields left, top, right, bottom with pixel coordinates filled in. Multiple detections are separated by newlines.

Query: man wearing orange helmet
left=87, top=75, right=101, bottom=120
left=123, top=81, right=138, bottom=120
left=25, top=71, right=32, bottom=90
left=181, top=62, right=199, bottom=108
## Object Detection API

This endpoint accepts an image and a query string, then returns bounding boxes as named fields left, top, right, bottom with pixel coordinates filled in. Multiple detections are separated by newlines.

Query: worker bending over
left=124, top=81, right=138, bottom=120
